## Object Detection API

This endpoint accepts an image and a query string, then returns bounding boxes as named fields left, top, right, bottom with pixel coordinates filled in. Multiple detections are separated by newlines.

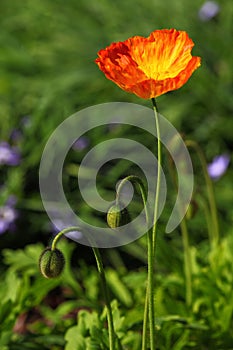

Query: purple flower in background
left=20, top=115, right=31, bottom=129
left=208, top=154, right=230, bottom=180
left=6, top=195, right=17, bottom=207
left=0, top=142, right=21, bottom=166
left=10, top=116, right=31, bottom=144
left=72, top=136, right=90, bottom=151
left=198, top=1, right=220, bottom=21
left=10, top=129, right=23, bottom=144
left=0, top=198, right=18, bottom=234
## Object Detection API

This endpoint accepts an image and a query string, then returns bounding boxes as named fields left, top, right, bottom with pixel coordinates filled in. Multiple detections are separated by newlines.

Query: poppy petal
left=96, top=29, right=201, bottom=99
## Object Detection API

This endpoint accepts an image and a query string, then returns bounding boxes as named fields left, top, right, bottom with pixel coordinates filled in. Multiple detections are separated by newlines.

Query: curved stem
left=116, top=175, right=150, bottom=224
left=115, top=175, right=151, bottom=349
left=51, top=226, right=116, bottom=350
left=185, top=140, right=219, bottom=246
left=51, top=226, right=81, bottom=251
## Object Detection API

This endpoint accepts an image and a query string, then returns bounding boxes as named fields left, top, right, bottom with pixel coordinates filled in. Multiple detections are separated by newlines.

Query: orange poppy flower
left=95, top=29, right=201, bottom=99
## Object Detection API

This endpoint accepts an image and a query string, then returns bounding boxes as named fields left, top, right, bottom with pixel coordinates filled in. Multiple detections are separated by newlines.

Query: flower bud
left=39, top=247, right=65, bottom=278
left=107, top=203, right=130, bottom=228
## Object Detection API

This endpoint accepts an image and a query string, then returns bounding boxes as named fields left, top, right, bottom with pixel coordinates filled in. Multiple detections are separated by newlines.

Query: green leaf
left=65, top=310, right=109, bottom=350
left=65, top=325, right=86, bottom=350
left=105, top=269, right=133, bottom=307
left=3, top=244, right=44, bottom=275
left=0, top=300, right=13, bottom=326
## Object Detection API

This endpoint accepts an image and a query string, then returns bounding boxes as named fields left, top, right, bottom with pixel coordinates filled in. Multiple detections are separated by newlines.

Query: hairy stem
left=92, top=247, right=116, bottom=350
left=51, top=227, right=116, bottom=350
left=115, top=175, right=151, bottom=349
left=144, top=97, right=162, bottom=350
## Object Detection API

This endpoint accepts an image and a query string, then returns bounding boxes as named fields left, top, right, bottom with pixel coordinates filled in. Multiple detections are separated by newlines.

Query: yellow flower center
left=130, top=33, right=193, bottom=80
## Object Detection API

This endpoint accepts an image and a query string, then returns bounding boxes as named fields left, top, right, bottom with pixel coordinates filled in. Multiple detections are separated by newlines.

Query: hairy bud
left=39, top=247, right=65, bottom=278
left=107, top=203, right=130, bottom=228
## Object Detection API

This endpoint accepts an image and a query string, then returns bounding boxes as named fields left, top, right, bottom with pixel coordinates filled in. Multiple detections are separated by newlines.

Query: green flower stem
left=143, top=97, right=163, bottom=350
left=180, top=218, right=192, bottom=307
left=151, top=97, right=162, bottom=254
left=142, top=98, right=163, bottom=350
left=197, top=194, right=213, bottom=245
left=167, top=156, right=192, bottom=308
left=185, top=140, right=219, bottom=246
left=92, top=246, right=116, bottom=350
left=116, top=175, right=149, bottom=223
left=51, top=226, right=81, bottom=251
left=51, top=227, right=116, bottom=350
left=142, top=289, right=148, bottom=350
left=115, top=175, right=151, bottom=350
left=147, top=227, right=155, bottom=350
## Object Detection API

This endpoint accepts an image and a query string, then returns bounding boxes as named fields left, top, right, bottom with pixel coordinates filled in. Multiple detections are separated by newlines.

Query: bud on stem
left=39, top=247, right=65, bottom=278
left=107, top=203, right=130, bottom=228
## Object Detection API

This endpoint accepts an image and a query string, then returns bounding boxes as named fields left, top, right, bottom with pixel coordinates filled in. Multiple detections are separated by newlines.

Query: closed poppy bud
left=107, top=203, right=130, bottom=228
left=39, top=247, right=65, bottom=278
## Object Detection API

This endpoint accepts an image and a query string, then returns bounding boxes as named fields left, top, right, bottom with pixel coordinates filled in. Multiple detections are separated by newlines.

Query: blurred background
left=0, top=0, right=233, bottom=348
left=0, top=0, right=232, bottom=248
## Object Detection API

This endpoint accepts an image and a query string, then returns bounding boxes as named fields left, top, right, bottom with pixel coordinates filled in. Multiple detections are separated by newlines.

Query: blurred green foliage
left=0, top=0, right=232, bottom=245
left=0, top=0, right=233, bottom=349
